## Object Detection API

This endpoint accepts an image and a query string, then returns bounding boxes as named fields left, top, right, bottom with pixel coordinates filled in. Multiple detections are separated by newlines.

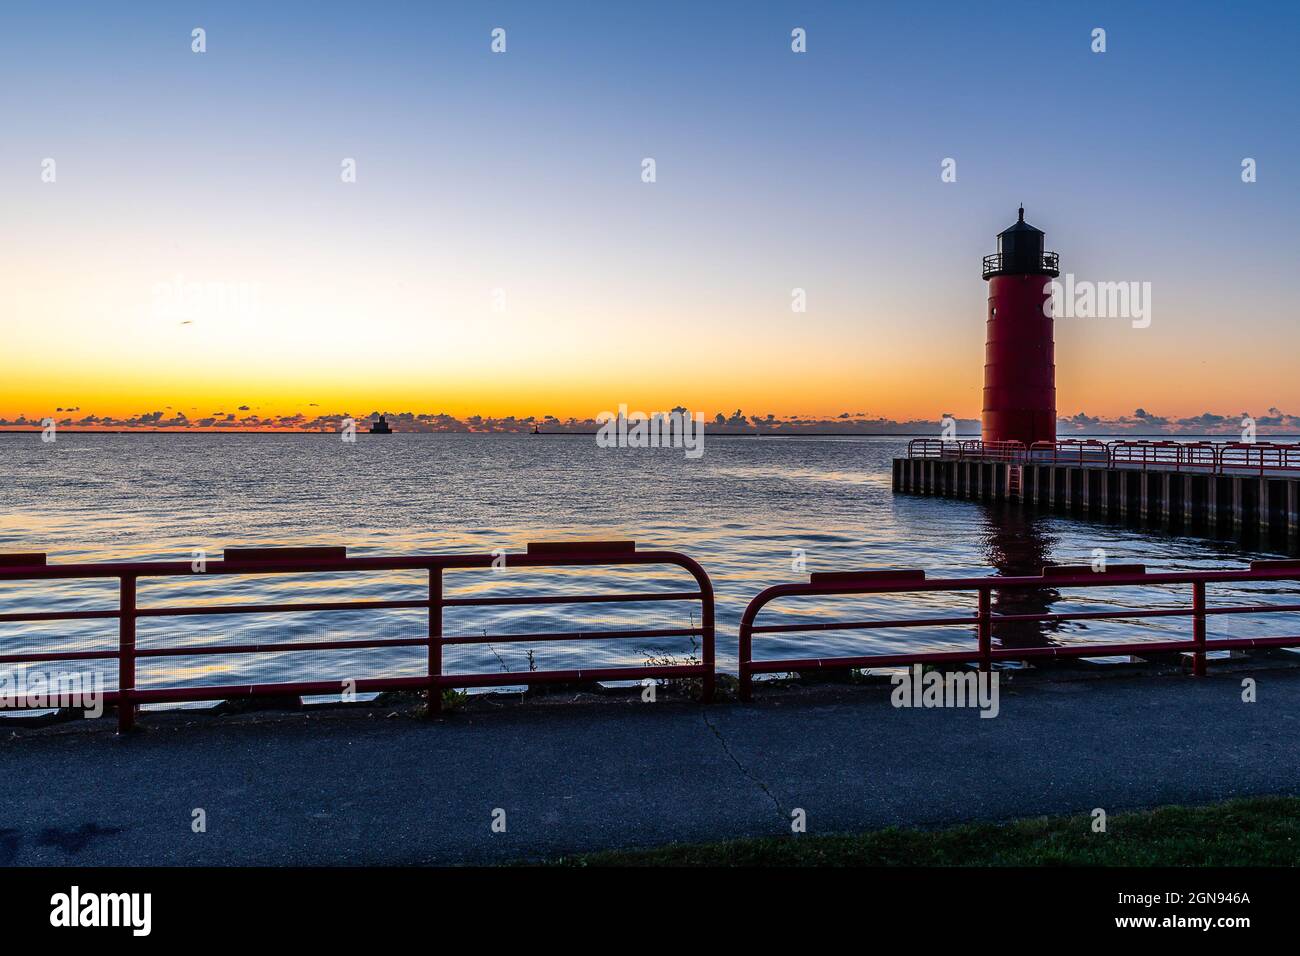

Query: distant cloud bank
left=4, top=407, right=1300, bottom=436
left=1056, top=407, right=1300, bottom=436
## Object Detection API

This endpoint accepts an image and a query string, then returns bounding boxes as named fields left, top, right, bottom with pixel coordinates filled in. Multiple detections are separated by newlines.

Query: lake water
left=1, top=432, right=1295, bottom=693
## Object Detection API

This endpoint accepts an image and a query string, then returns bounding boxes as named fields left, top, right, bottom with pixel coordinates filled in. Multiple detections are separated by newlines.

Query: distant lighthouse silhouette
left=980, top=207, right=1060, bottom=446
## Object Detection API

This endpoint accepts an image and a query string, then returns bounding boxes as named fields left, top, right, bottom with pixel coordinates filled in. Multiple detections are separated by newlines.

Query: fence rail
left=9, top=543, right=1300, bottom=725
left=738, top=560, right=1300, bottom=700
left=0, top=542, right=715, bottom=730
left=1217, top=442, right=1300, bottom=474
left=907, top=438, right=1027, bottom=462
left=908, top=438, right=1300, bottom=474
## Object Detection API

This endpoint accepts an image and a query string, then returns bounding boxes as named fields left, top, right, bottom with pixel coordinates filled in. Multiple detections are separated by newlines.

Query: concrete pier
left=893, top=456, right=1300, bottom=544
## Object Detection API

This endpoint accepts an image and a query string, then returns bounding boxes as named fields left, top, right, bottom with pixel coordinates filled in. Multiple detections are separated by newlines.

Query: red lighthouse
left=981, top=207, right=1060, bottom=447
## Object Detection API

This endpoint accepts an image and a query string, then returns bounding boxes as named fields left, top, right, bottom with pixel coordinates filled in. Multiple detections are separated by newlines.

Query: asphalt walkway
left=3, top=667, right=1297, bottom=865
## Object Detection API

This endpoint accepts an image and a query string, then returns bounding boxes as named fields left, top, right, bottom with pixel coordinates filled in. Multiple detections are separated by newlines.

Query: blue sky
left=2, top=1, right=1297, bottom=425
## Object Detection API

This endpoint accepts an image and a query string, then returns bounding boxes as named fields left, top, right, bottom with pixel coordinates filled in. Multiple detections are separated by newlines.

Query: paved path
left=3, top=668, right=1298, bottom=865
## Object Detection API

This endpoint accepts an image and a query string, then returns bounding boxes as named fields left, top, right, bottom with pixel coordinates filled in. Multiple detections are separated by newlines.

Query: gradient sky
left=2, top=1, right=1297, bottom=424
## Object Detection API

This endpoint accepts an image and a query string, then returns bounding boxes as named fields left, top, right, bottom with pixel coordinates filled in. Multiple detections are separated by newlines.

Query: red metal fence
left=1217, top=442, right=1300, bottom=475
left=908, top=438, right=1027, bottom=462
left=1028, top=439, right=1110, bottom=465
left=10, top=542, right=1300, bottom=721
left=908, top=438, right=1300, bottom=474
left=0, top=542, right=715, bottom=730
left=738, top=561, right=1300, bottom=701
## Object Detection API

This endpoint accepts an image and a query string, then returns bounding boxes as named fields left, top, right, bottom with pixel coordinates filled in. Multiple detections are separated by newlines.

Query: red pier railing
left=1107, top=440, right=1221, bottom=471
left=908, top=438, right=1027, bottom=462
left=907, top=438, right=1300, bottom=474
left=1028, top=439, right=1110, bottom=465
left=1217, top=442, right=1300, bottom=475
left=0, top=542, right=715, bottom=730
left=738, top=561, right=1300, bottom=701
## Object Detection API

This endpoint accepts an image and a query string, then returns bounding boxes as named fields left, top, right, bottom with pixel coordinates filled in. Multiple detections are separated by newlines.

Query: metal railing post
left=118, top=575, right=137, bottom=733
left=1192, top=580, right=1207, bottom=677
left=701, top=590, right=716, bottom=705
left=738, top=618, right=753, bottom=703
left=978, top=587, right=992, bottom=673
left=428, top=566, right=443, bottom=714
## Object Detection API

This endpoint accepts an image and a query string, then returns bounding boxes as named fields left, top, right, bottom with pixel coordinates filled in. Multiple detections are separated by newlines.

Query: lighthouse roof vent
left=998, top=205, right=1042, bottom=235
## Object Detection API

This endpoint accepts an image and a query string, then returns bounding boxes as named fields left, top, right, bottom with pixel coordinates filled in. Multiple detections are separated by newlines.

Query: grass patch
left=550, top=797, right=1300, bottom=866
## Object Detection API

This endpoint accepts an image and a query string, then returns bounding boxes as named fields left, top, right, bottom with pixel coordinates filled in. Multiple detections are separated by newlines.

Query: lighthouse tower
left=980, top=207, right=1060, bottom=447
